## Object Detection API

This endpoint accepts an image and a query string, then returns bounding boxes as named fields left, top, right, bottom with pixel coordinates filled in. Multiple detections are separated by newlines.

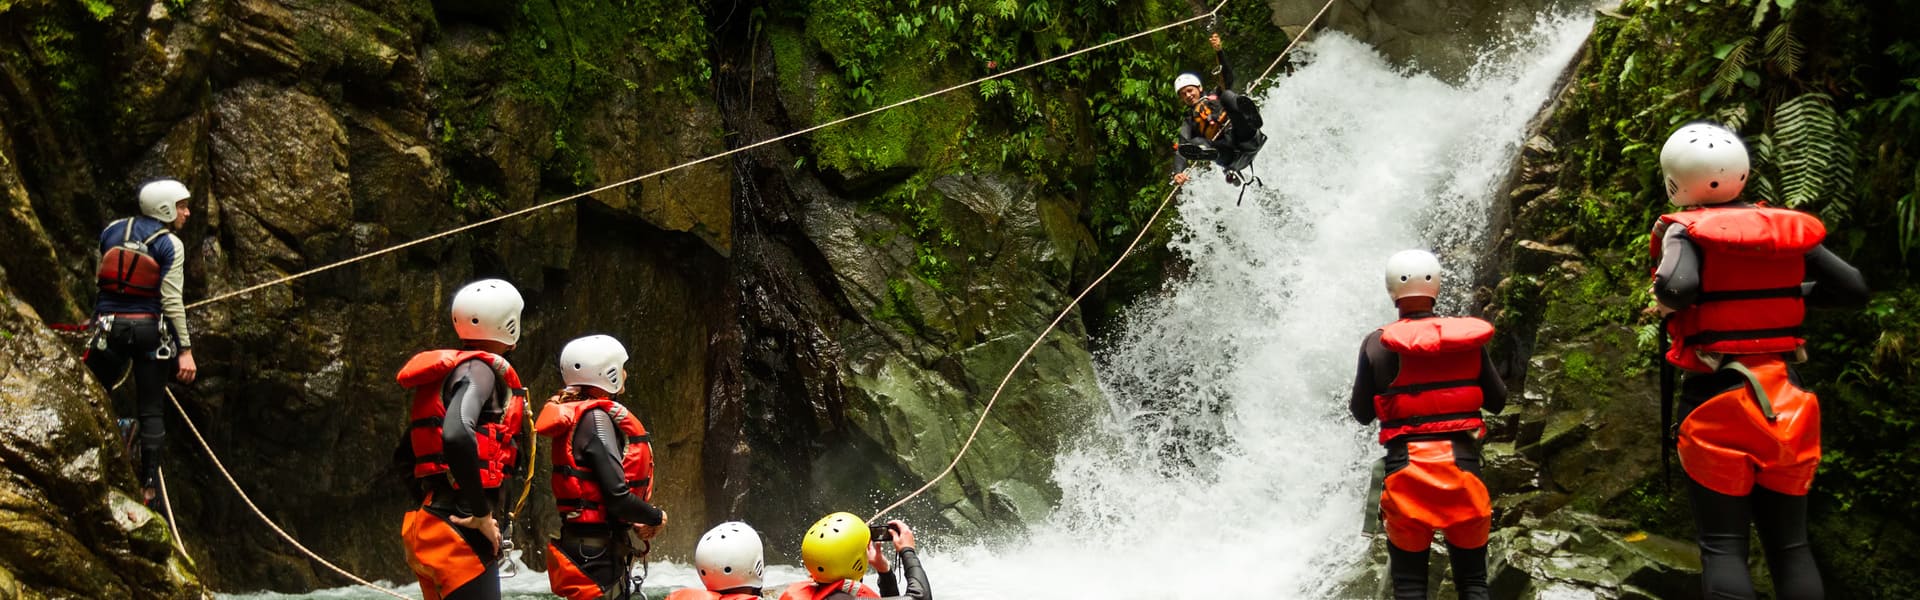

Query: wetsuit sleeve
left=878, top=567, right=900, bottom=597
left=1478, top=349, right=1507, bottom=415
left=1804, top=245, right=1869, bottom=308
left=158, top=232, right=191, bottom=349
left=1653, top=227, right=1702, bottom=310
left=1350, top=330, right=1384, bottom=424
left=1172, top=120, right=1200, bottom=175
left=1217, top=50, right=1237, bottom=91
left=573, top=408, right=665, bottom=526
left=441, top=359, right=498, bottom=516
left=892, top=548, right=932, bottom=599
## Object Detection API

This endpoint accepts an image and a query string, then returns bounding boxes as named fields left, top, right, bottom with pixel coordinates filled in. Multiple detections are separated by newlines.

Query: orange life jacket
left=535, top=396, right=655, bottom=525
left=665, top=589, right=762, bottom=600
left=1190, top=94, right=1230, bottom=140
left=1372, top=317, right=1494, bottom=444
left=780, top=581, right=881, bottom=600
left=397, top=350, right=527, bottom=489
left=97, top=218, right=170, bottom=298
left=1651, top=205, right=1825, bottom=373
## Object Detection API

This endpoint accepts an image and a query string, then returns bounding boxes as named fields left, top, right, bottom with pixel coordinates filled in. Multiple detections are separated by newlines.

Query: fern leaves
left=1772, top=93, right=1855, bottom=216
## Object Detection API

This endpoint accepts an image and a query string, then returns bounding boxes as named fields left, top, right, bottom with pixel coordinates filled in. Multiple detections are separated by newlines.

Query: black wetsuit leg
left=1387, top=544, right=1429, bottom=600
left=1688, top=479, right=1759, bottom=599
left=1752, top=487, right=1823, bottom=599
left=85, top=317, right=168, bottom=489
left=1447, top=541, right=1491, bottom=600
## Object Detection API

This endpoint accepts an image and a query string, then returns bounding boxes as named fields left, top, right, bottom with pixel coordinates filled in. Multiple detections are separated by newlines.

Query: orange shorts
left=547, top=539, right=606, bottom=600
left=1678, top=355, right=1821, bottom=497
left=400, top=505, right=494, bottom=600
left=1380, top=439, right=1491, bottom=552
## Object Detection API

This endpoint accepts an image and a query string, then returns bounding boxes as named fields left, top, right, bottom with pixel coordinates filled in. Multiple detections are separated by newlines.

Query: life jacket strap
left=1381, top=378, right=1480, bottom=396
left=1694, top=286, right=1804, bottom=302
left=1379, top=411, right=1483, bottom=430
left=409, top=417, right=443, bottom=429
left=1682, top=326, right=1803, bottom=346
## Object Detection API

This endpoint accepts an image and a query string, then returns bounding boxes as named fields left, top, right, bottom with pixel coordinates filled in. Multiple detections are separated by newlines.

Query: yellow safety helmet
left=800, top=512, right=870, bottom=583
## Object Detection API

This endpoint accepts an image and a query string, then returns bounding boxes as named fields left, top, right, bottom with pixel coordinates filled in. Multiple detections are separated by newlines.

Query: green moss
left=871, top=278, right=930, bottom=336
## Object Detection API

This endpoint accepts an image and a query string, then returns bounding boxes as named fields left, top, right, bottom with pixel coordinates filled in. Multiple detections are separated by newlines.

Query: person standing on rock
left=1349, top=249, right=1506, bottom=600
left=395, top=279, right=530, bottom=600
left=1169, top=32, right=1267, bottom=188
left=86, top=178, right=198, bottom=512
left=534, top=334, right=666, bottom=600
left=780, top=513, right=931, bottom=600
left=664, top=521, right=767, bottom=600
left=1650, top=122, right=1866, bottom=600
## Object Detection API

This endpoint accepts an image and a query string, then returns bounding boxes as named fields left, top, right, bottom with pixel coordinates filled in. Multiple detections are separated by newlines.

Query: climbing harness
left=871, top=0, right=1341, bottom=522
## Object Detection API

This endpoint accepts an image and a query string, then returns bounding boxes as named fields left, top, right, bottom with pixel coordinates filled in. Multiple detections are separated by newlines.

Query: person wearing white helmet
left=1170, top=32, right=1269, bottom=188
left=84, top=178, right=197, bottom=512
left=1348, top=250, right=1505, bottom=600
left=395, top=278, right=531, bottom=600
left=535, top=335, right=667, bottom=600
left=1649, top=122, right=1866, bottom=600
left=663, top=521, right=767, bottom=600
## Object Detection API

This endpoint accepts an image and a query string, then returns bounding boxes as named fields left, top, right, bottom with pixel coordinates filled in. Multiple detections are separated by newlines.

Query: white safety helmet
left=559, top=334, right=629, bottom=393
left=694, top=521, right=766, bottom=592
left=1384, top=250, right=1443, bottom=301
left=1659, top=123, right=1749, bottom=206
left=139, top=179, right=190, bottom=223
left=1173, top=72, right=1203, bottom=96
left=450, top=279, right=524, bottom=345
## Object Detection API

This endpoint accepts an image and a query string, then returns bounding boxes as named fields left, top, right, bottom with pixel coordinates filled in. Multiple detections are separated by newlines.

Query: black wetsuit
left=1171, top=50, right=1267, bottom=176
left=1349, top=311, right=1508, bottom=600
left=551, top=404, right=666, bottom=600
left=1653, top=201, right=1867, bottom=600
left=423, top=357, right=512, bottom=600
left=86, top=216, right=189, bottom=499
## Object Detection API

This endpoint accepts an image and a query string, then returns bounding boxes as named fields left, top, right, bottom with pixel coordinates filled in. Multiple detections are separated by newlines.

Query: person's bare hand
left=450, top=513, right=501, bottom=555
left=867, top=541, right=891, bottom=573
left=175, top=350, right=197, bottom=384
left=1173, top=172, right=1191, bottom=186
left=887, top=520, right=916, bottom=551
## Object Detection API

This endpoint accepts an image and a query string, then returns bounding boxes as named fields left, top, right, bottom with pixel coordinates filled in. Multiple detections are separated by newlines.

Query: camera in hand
left=868, top=524, right=894, bottom=542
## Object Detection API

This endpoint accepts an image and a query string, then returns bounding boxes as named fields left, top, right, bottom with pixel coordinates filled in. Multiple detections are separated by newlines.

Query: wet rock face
left=3, top=0, right=1119, bottom=592
left=0, top=268, right=203, bottom=598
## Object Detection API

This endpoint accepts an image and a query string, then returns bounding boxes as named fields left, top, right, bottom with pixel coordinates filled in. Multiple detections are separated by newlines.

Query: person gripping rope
left=780, top=513, right=931, bottom=600
left=536, top=335, right=666, bottom=600
left=1169, top=33, right=1268, bottom=188
left=395, top=279, right=530, bottom=600
left=1349, top=250, right=1506, bottom=600
left=1650, top=122, right=1867, bottom=600
left=664, top=522, right=768, bottom=600
left=86, top=179, right=198, bottom=512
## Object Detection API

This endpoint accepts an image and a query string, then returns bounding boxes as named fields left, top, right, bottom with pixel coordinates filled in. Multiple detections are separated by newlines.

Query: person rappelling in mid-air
left=1169, top=33, right=1268, bottom=188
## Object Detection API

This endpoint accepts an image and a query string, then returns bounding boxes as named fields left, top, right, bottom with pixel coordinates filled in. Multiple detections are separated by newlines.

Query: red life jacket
left=779, top=581, right=881, bottom=600
left=534, top=396, right=655, bottom=525
left=1372, top=317, right=1494, bottom=444
left=396, top=350, right=527, bottom=489
left=97, top=219, right=171, bottom=298
left=664, top=589, right=762, bottom=600
left=1650, top=205, right=1825, bottom=373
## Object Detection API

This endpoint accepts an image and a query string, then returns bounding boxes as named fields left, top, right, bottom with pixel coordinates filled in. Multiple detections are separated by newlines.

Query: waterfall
left=931, top=14, right=1593, bottom=600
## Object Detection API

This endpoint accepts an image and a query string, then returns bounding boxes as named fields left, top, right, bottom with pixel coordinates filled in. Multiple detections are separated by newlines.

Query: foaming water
left=931, top=16, right=1592, bottom=600
left=218, top=15, right=1590, bottom=600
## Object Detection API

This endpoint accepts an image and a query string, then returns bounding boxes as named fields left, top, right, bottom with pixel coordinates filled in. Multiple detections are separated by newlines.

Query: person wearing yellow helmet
left=780, top=513, right=931, bottom=600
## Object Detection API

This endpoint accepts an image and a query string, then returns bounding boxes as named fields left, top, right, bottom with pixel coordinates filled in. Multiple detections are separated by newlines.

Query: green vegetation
left=768, top=0, right=1282, bottom=293
left=1532, top=1, right=1920, bottom=594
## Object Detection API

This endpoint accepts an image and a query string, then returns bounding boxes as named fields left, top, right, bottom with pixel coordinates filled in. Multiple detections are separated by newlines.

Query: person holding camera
left=780, top=512, right=931, bottom=600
